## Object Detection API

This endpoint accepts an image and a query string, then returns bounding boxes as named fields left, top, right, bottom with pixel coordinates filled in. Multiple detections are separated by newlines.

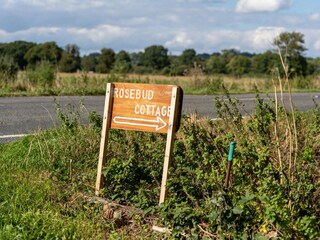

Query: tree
left=95, top=48, right=115, bottom=73
left=273, top=31, right=307, bottom=76
left=179, top=48, right=197, bottom=67
left=167, top=56, right=186, bottom=76
left=221, top=49, right=240, bottom=65
left=227, top=55, right=251, bottom=78
left=139, top=45, right=170, bottom=72
left=59, top=44, right=81, bottom=72
left=24, top=41, right=62, bottom=67
left=167, top=48, right=198, bottom=76
left=112, top=50, right=132, bottom=73
left=0, top=41, right=36, bottom=70
left=206, top=55, right=226, bottom=74
left=129, top=52, right=142, bottom=66
left=251, top=51, right=281, bottom=75
left=306, top=57, right=320, bottom=76
left=81, top=53, right=99, bottom=72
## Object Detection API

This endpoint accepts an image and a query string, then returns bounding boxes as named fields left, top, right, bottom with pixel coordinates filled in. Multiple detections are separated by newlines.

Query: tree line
left=1, top=31, right=319, bottom=79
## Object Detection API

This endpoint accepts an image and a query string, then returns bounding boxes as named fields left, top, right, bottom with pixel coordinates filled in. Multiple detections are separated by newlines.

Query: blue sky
left=1, top=0, right=320, bottom=57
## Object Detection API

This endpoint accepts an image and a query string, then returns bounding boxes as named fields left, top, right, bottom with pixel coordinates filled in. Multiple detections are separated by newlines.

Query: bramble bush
left=86, top=91, right=319, bottom=238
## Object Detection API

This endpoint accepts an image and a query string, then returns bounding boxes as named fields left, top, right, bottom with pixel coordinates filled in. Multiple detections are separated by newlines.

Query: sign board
left=95, top=82, right=183, bottom=204
left=111, top=83, right=182, bottom=133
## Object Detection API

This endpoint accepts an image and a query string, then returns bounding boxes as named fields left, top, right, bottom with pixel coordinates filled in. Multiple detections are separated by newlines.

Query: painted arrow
left=113, top=116, right=167, bottom=131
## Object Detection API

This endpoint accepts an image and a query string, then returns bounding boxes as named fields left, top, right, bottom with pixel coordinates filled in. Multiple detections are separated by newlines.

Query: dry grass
left=2, top=71, right=319, bottom=97
left=58, top=72, right=270, bottom=93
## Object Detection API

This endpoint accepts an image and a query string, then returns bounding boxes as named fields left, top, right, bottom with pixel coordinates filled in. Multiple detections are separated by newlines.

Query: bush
left=0, top=55, right=18, bottom=87
left=26, top=60, right=56, bottom=88
left=98, top=94, right=320, bottom=238
left=293, top=75, right=312, bottom=89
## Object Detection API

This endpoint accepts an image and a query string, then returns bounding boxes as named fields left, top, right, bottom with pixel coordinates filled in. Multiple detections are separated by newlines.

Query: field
left=0, top=92, right=319, bottom=239
left=1, top=71, right=320, bottom=96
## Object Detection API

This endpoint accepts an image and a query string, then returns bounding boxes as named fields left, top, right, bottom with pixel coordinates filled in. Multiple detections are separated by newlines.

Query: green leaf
left=232, top=206, right=244, bottom=214
left=253, top=233, right=268, bottom=240
left=238, top=192, right=255, bottom=205
left=208, top=211, right=218, bottom=222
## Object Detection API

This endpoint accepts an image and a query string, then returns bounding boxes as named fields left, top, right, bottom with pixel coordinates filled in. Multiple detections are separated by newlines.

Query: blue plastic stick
left=228, top=142, right=236, bottom=161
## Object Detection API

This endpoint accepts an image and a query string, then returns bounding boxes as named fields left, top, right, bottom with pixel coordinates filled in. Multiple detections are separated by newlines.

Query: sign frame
left=95, top=82, right=183, bottom=204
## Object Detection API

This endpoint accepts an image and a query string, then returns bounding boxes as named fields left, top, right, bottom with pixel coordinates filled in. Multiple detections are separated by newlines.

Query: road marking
left=114, top=116, right=167, bottom=131
left=0, top=134, right=28, bottom=139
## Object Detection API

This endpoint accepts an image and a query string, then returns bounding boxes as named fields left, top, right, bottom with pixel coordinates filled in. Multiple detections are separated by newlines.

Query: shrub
left=293, top=75, right=312, bottom=89
left=0, top=55, right=18, bottom=87
left=26, top=60, right=56, bottom=88
left=98, top=94, right=319, bottom=238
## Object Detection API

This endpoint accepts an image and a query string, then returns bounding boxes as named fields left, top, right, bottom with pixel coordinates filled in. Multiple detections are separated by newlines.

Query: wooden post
left=95, top=83, right=114, bottom=196
left=159, top=86, right=180, bottom=204
left=224, top=141, right=236, bottom=189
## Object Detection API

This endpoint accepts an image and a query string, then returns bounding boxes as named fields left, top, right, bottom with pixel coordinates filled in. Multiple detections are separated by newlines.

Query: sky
left=1, top=0, right=320, bottom=57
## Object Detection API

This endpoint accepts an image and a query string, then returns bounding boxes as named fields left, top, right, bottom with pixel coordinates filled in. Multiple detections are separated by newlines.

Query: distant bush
left=0, top=55, right=18, bottom=87
left=26, top=60, right=56, bottom=88
left=293, top=75, right=312, bottom=89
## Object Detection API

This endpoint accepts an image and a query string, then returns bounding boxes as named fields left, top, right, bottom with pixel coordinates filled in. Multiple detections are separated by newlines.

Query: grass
left=1, top=71, right=320, bottom=97
left=0, top=110, right=166, bottom=239
left=0, top=132, right=105, bottom=239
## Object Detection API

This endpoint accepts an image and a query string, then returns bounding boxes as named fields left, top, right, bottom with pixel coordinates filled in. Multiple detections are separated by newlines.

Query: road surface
left=1, top=93, right=320, bottom=143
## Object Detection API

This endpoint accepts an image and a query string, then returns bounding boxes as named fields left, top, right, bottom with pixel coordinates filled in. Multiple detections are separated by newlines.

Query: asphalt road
left=1, top=92, right=320, bottom=143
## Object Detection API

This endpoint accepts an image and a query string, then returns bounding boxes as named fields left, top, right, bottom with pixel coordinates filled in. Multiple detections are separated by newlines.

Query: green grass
left=0, top=134, right=106, bottom=239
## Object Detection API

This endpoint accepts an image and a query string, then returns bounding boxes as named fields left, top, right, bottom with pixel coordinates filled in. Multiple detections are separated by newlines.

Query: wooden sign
left=111, top=83, right=182, bottom=133
left=95, top=82, right=183, bottom=204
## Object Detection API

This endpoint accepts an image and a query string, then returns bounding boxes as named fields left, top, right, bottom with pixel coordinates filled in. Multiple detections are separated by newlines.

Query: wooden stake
left=95, top=83, right=114, bottom=196
left=224, top=142, right=236, bottom=189
left=159, top=86, right=180, bottom=204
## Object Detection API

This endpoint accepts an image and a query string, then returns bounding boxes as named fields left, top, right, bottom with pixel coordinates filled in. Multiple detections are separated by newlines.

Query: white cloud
left=236, top=0, right=292, bottom=13
left=67, top=25, right=134, bottom=44
left=0, top=29, right=8, bottom=38
left=301, top=29, right=320, bottom=55
left=0, top=24, right=132, bottom=49
left=3, top=0, right=107, bottom=10
left=250, top=26, right=286, bottom=50
left=165, top=32, right=193, bottom=48
left=314, top=41, right=320, bottom=50
left=310, top=13, right=320, bottom=20
left=198, top=27, right=286, bottom=53
left=0, top=27, right=61, bottom=40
